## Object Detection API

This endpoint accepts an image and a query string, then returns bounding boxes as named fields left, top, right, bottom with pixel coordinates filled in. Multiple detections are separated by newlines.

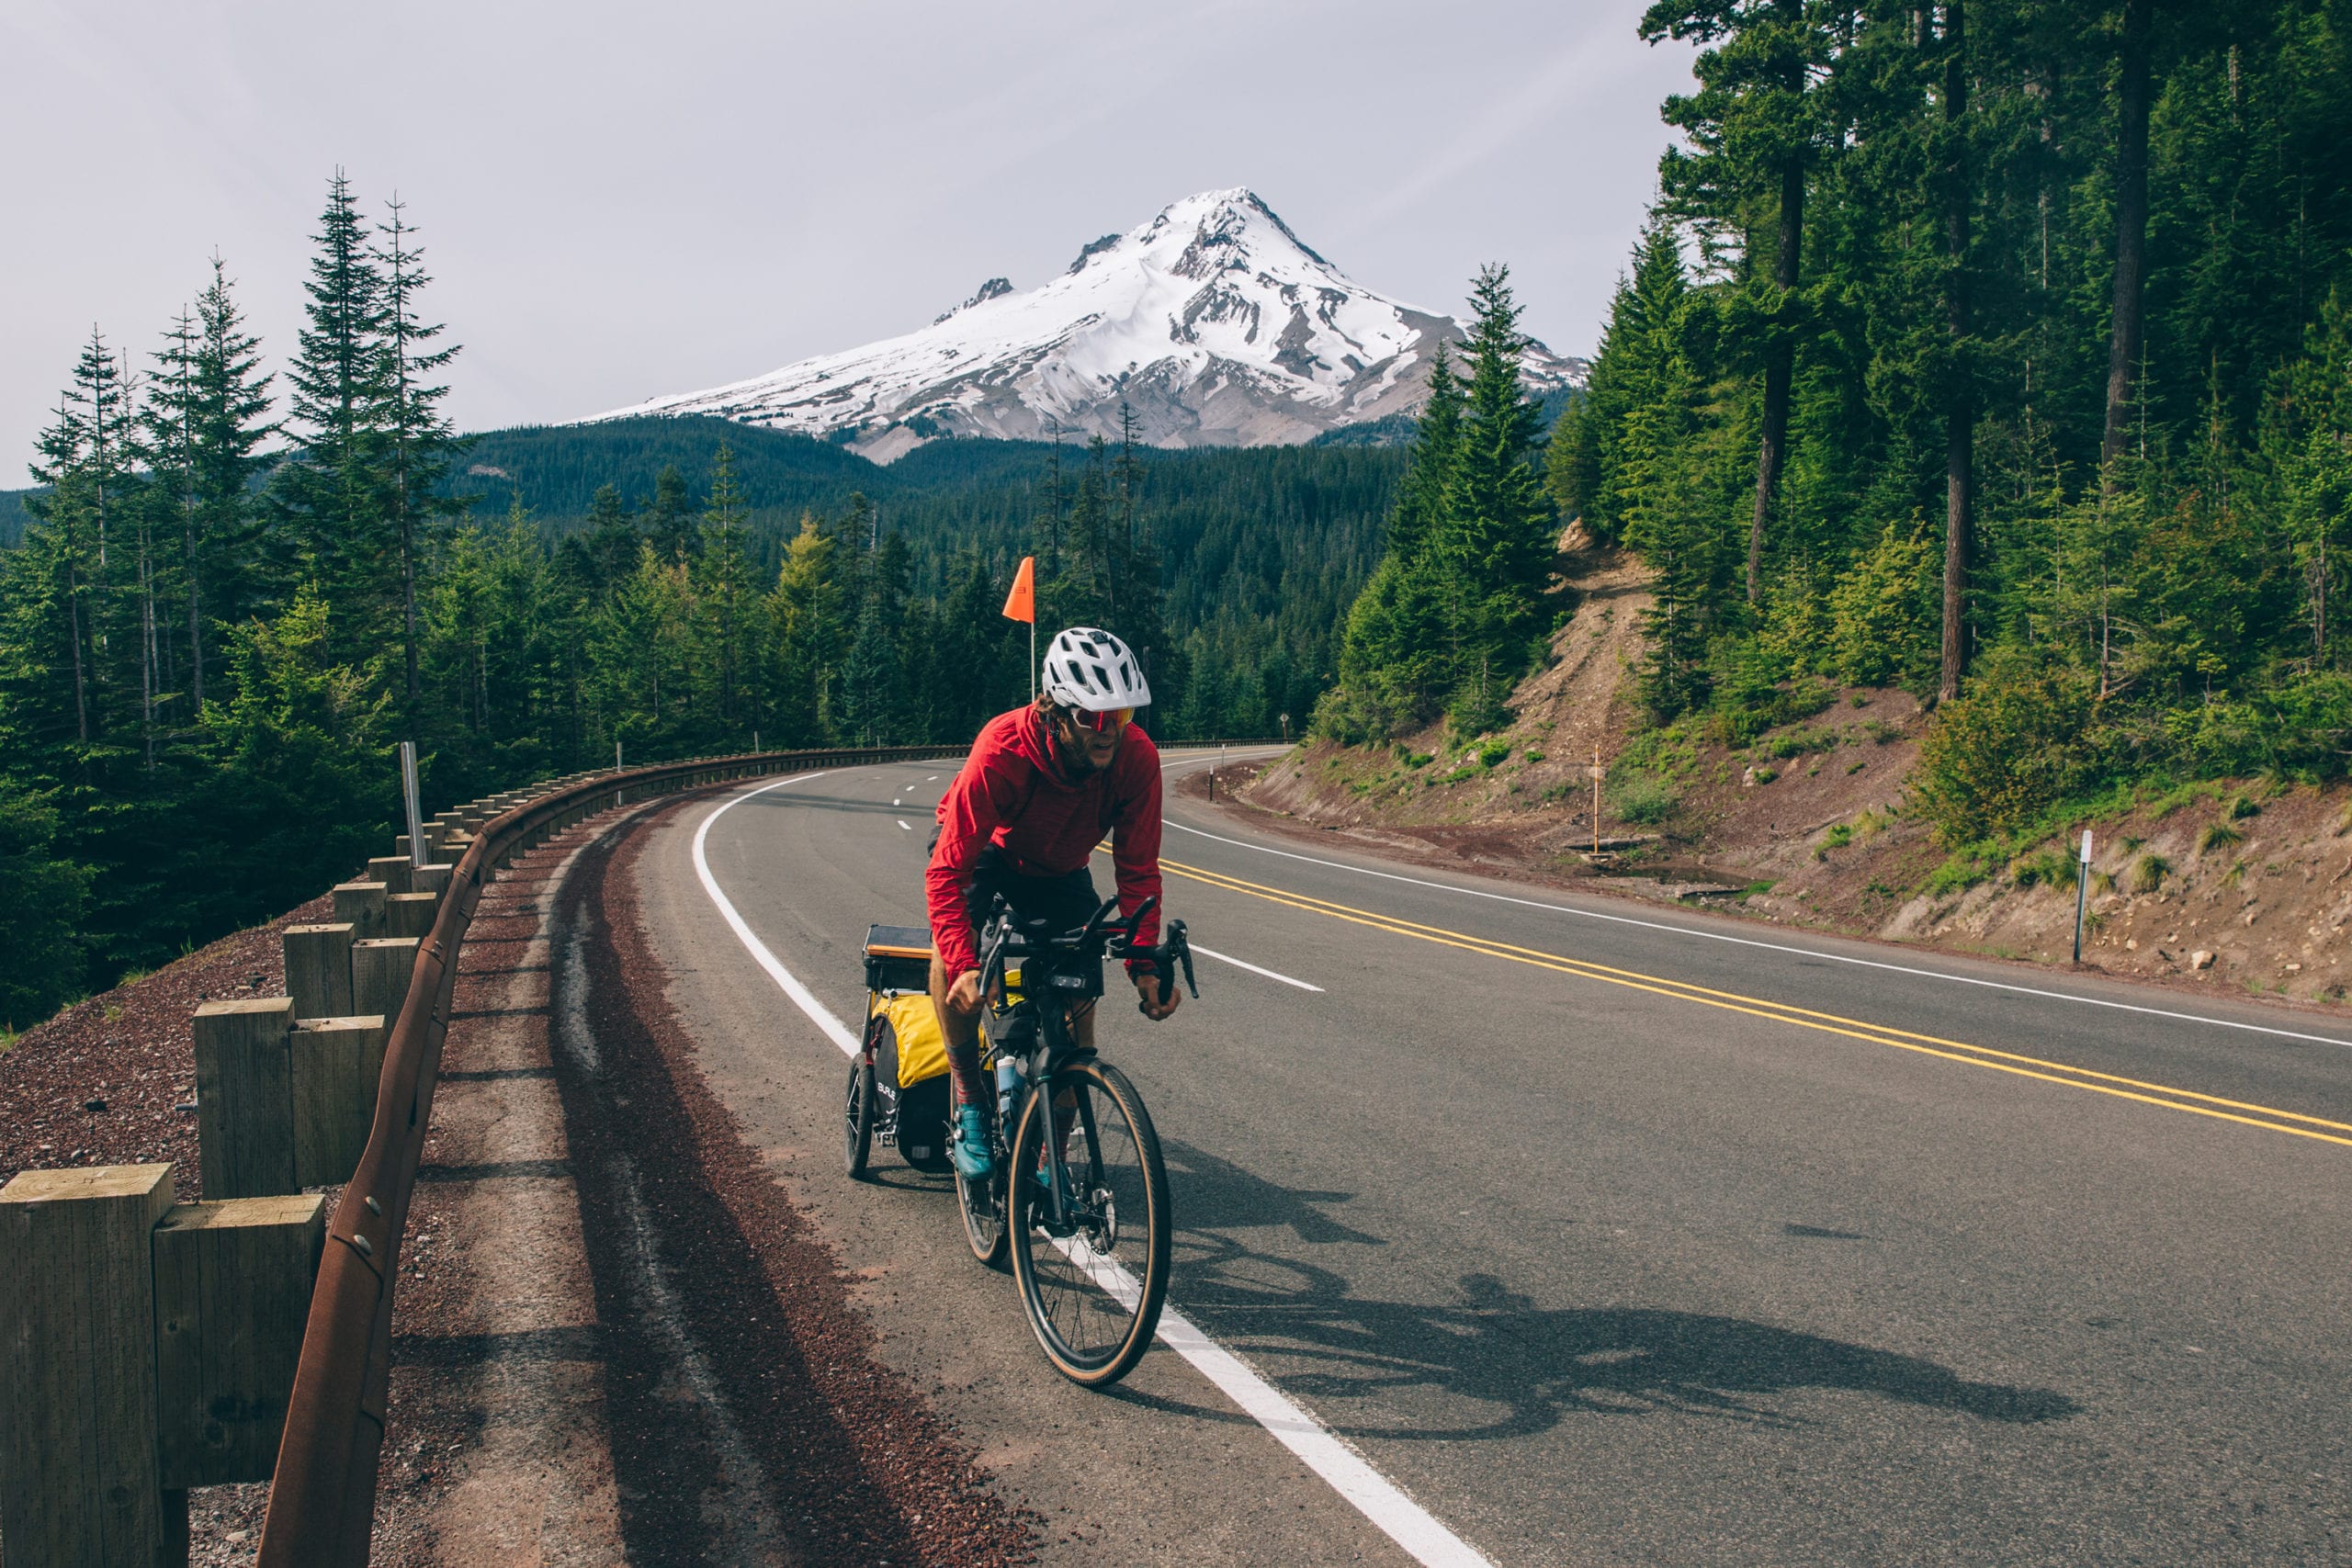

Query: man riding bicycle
left=927, top=626, right=1181, bottom=1180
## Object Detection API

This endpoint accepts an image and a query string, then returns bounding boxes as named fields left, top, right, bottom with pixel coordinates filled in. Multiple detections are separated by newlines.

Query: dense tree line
left=1334, top=0, right=2352, bottom=859
left=1319, top=265, right=1562, bottom=739
left=0, top=177, right=1399, bottom=1028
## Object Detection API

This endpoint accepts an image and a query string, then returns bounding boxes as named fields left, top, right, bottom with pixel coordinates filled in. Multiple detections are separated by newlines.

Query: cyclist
left=926, top=626, right=1181, bottom=1180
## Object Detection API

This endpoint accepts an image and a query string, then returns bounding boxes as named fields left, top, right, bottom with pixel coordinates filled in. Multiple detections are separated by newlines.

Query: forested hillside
left=0, top=177, right=1399, bottom=1030
left=1328, top=0, right=2352, bottom=878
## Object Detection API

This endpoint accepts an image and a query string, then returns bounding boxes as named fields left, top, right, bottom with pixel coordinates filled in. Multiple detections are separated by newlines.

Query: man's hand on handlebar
left=944, top=968, right=984, bottom=1017
left=1134, top=970, right=1181, bottom=1021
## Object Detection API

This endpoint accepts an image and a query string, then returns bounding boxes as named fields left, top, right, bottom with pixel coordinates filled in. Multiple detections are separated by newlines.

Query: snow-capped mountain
left=582, top=189, right=1585, bottom=461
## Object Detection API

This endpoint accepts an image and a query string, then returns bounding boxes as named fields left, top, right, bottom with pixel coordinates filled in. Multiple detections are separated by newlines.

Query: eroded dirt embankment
left=1236, top=542, right=2352, bottom=1010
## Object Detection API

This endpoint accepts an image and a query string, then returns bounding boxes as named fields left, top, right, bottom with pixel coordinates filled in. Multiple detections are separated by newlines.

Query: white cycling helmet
left=1043, top=626, right=1151, bottom=711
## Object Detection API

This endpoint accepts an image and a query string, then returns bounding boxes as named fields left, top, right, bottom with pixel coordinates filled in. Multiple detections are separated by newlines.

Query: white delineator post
left=2074, top=829, right=2094, bottom=964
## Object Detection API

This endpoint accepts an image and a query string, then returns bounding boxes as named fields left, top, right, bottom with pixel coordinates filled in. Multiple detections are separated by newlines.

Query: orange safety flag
left=1001, top=556, right=1036, bottom=623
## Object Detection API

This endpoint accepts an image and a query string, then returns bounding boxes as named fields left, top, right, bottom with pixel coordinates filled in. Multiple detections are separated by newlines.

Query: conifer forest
left=1329, top=1, right=2352, bottom=848
left=7, top=0, right=2352, bottom=1032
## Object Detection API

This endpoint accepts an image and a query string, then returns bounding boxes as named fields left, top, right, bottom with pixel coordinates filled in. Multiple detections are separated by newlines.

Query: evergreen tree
left=273, top=171, right=391, bottom=660
left=374, top=197, right=464, bottom=717
left=183, top=259, right=276, bottom=705
left=1436, top=265, right=1556, bottom=731
left=696, top=443, right=758, bottom=734
left=645, top=463, right=696, bottom=563
left=1641, top=0, right=1841, bottom=603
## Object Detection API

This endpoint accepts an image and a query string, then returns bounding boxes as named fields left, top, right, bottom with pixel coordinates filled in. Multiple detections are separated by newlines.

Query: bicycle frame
left=974, top=892, right=1189, bottom=1235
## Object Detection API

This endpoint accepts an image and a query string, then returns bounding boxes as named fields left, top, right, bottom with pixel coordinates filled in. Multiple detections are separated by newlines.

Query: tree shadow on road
left=1135, top=1140, right=2081, bottom=1441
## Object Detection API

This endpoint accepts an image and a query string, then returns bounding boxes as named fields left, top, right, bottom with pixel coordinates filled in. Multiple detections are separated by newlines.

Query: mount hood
left=584, top=188, right=1585, bottom=460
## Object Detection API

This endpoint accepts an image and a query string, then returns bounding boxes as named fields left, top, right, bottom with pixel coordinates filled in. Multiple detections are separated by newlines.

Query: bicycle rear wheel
left=956, top=1110, right=1009, bottom=1269
left=1008, top=1059, right=1170, bottom=1386
left=843, top=1057, right=876, bottom=1178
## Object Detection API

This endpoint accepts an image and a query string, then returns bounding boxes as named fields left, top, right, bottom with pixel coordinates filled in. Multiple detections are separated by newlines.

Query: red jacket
left=927, top=705, right=1163, bottom=979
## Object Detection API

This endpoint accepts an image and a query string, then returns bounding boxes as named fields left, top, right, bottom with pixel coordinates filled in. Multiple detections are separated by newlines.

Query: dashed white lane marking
left=1165, top=819, right=2352, bottom=1053
left=898, top=819, right=913, bottom=830
left=691, top=772, right=1492, bottom=1568
left=1190, top=942, right=1324, bottom=993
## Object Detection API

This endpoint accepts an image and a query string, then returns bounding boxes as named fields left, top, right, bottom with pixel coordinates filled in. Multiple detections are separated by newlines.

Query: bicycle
left=953, top=893, right=1197, bottom=1386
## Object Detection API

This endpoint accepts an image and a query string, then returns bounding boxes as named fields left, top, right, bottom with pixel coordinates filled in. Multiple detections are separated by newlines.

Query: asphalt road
left=644, top=750, right=2352, bottom=1567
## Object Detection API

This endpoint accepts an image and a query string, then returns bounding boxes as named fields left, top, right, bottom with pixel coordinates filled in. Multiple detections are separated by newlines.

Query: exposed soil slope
left=1236, top=542, right=2352, bottom=1012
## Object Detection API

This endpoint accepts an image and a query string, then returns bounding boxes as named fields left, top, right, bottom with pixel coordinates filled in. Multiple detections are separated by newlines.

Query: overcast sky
left=1, top=0, right=1698, bottom=474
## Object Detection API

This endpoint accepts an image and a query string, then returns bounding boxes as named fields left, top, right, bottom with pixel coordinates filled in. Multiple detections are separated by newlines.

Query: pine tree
left=645, top=463, right=696, bottom=562
left=696, top=443, right=757, bottom=733
left=274, top=171, right=391, bottom=660
left=186, top=258, right=276, bottom=705
left=374, top=196, right=464, bottom=717
left=1642, top=0, right=1840, bottom=602
left=766, top=515, right=842, bottom=745
left=1329, top=344, right=1464, bottom=738
left=1436, top=265, right=1556, bottom=731
left=138, top=259, right=275, bottom=730
left=26, top=333, right=136, bottom=750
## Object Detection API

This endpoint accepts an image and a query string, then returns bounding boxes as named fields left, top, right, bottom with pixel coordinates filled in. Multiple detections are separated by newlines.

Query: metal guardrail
left=254, top=745, right=963, bottom=1565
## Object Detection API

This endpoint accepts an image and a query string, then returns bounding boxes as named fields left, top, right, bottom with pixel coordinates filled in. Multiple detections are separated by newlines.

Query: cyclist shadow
left=1135, top=1144, right=2080, bottom=1441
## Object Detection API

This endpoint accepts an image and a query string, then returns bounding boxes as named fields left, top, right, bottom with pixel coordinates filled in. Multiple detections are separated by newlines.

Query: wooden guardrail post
left=194, top=998, right=297, bottom=1201
left=331, top=880, right=387, bottom=940
left=366, top=855, right=413, bottom=896
left=351, top=937, right=419, bottom=1021
left=289, top=1019, right=386, bottom=1189
left=385, top=891, right=439, bottom=939
left=153, top=1195, right=325, bottom=1489
left=1, top=1163, right=325, bottom=1564
left=0, top=1164, right=179, bottom=1568
left=283, top=923, right=355, bottom=1020
left=413, top=862, right=453, bottom=898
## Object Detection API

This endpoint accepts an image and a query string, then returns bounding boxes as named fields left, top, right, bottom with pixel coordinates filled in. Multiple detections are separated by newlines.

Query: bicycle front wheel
left=1008, top=1059, right=1170, bottom=1386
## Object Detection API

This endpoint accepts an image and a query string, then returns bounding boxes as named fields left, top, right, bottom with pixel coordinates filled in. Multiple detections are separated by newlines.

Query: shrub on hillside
left=1913, top=662, right=2097, bottom=845
left=1608, top=771, right=1679, bottom=825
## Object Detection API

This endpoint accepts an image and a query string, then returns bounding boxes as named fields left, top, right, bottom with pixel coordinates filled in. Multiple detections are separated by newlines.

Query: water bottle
left=996, top=1054, right=1023, bottom=1124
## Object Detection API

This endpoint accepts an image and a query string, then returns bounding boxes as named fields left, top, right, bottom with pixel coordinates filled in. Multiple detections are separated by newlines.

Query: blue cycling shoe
left=950, top=1105, right=994, bottom=1180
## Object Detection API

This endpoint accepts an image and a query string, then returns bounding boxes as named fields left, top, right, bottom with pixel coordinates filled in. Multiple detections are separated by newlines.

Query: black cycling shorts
left=957, top=845, right=1102, bottom=942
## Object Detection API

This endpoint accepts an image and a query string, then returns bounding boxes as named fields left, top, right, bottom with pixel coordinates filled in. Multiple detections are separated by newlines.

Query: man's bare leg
left=931, top=953, right=990, bottom=1109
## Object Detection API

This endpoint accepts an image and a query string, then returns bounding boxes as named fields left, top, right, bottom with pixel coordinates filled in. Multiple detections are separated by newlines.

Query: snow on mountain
left=582, top=189, right=1586, bottom=461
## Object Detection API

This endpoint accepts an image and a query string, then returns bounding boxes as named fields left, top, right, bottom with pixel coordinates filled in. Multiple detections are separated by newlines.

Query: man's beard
left=1054, top=726, right=1113, bottom=776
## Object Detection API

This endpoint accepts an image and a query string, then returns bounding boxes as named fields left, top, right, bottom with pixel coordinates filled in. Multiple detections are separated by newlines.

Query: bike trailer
left=860, top=925, right=953, bottom=1174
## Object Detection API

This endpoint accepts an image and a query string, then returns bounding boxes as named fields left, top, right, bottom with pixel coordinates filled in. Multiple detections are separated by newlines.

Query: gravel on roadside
left=0, top=893, right=332, bottom=1196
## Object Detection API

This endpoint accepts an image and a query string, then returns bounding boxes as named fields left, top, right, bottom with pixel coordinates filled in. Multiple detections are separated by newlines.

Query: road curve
left=640, top=751, right=2352, bottom=1567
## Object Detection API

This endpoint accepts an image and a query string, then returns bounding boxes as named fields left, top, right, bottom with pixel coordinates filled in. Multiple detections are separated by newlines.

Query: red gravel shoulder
left=0, top=893, right=334, bottom=1197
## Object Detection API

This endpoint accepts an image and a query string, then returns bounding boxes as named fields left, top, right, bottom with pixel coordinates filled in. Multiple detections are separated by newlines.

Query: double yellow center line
left=1160, top=854, right=2352, bottom=1151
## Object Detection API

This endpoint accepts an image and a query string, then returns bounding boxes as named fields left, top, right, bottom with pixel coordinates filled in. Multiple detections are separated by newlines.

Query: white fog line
left=1166, top=819, right=2352, bottom=1052
left=689, top=773, right=859, bottom=1054
left=1191, top=942, right=1324, bottom=993
left=692, top=771, right=1489, bottom=1568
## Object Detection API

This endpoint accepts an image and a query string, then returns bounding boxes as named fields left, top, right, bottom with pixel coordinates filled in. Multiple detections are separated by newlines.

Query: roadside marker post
left=400, top=739, right=426, bottom=872
left=1590, top=748, right=1603, bottom=854
left=2074, top=829, right=2094, bottom=964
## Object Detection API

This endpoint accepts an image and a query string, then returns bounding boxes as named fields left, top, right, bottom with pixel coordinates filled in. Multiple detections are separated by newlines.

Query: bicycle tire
left=1008, top=1059, right=1170, bottom=1386
left=843, top=1057, right=876, bottom=1179
left=956, top=1157, right=1010, bottom=1269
